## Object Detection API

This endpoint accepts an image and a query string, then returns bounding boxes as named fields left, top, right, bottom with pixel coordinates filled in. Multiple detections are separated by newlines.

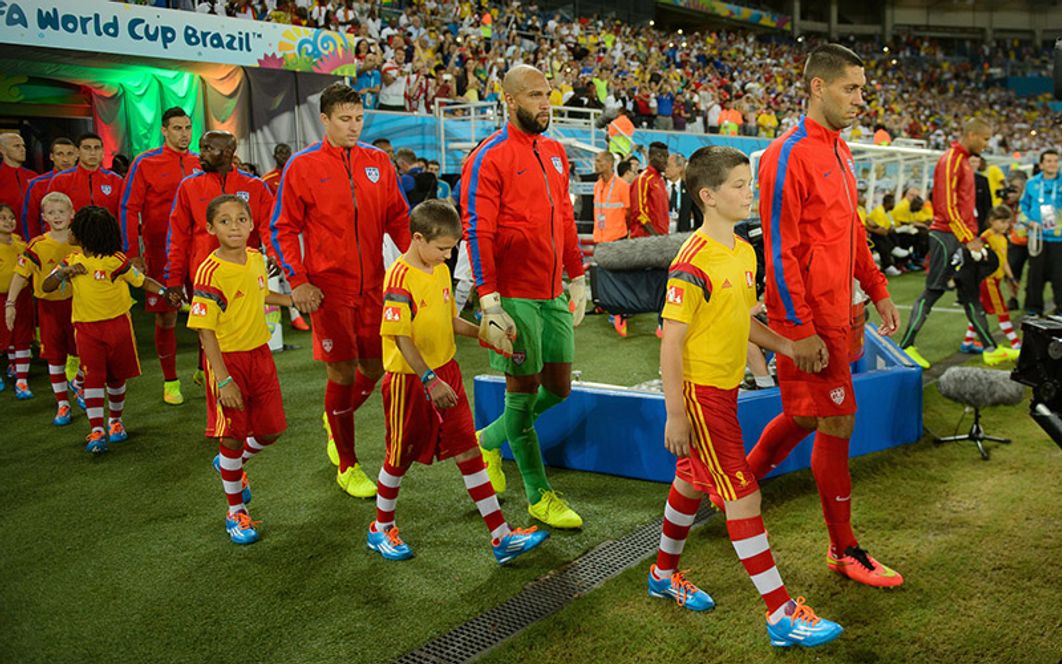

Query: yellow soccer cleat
left=982, top=345, right=1021, bottom=366
left=528, top=489, right=583, bottom=529
left=478, top=431, right=506, bottom=494
left=337, top=463, right=377, bottom=498
left=902, top=346, right=930, bottom=369
left=192, top=369, right=205, bottom=387
left=323, top=412, right=339, bottom=466
left=163, top=379, right=184, bottom=406
left=65, top=355, right=80, bottom=383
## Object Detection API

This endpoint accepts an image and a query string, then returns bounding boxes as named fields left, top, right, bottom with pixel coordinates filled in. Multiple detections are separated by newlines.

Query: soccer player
left=270, top=82, right=411, bottom=500
left=960, top=205, right=1022, bottom=352
left=461, top=65, right=588, bottom=529
left=368, top=199, right=546, bottom=563
left=0, top=204, right=33, bottom=393
left=6, top=192, right=84, bottom=416
left=649, top=146, right=843, bottom=648
left=628, top=141, right=670, bottom=238
left=260, top=143, right=291, bottom=195
left=22, top=137, right=79, bottom=239
left=898, top=118, right=1019, bottom=369
left=189, top=195, right=293, bottom=545
left=46, top=133, right=123, bottom=217
left=747, top=44, right=905, bottom=588
left=120, top=107, right=199, bottom=405
left=42, top=206, right=169, bottom=454
left=0, top=133, right=38, bottom=225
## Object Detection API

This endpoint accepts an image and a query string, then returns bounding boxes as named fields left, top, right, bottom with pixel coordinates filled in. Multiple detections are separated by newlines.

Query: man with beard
left=21, top=138, right=78, bottom=239
left=462, top=65, right=588, bottom=529
left=120, top=107, right=200, bottom=405
left=46, top=133, right=123, bottom=217
left=269, top=82, right=411, bottom=500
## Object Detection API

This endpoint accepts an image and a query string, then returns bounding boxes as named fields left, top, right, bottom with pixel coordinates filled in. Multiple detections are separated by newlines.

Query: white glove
left=478, top=292, right=516, bottom=357
left=568, top=275, right=588, bottom=327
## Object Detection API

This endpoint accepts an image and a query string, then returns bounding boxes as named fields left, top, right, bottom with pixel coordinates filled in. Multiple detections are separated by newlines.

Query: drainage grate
left=393, top=505, right=718, bottom=664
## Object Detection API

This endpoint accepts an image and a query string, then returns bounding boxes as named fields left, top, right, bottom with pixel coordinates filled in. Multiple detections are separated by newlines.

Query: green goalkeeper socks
left=478, top=386, right=566, bottom=451
left=501, top=391, right=553, bottom=503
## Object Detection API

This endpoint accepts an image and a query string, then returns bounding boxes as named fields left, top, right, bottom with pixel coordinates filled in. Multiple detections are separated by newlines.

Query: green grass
left=1, top=272, right=1059, bottom=663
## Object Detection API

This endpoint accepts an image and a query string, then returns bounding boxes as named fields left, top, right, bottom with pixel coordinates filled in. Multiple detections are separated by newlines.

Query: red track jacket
left=261, top=168, right=281, bottom=195
left=0, top=162, right=38, bottom=231
left=20, top=170, right=55, bottom=239
left=758, top=116, right=888, bottom=337
left=628, top=165, right=669, bottom=238
left=46, top=165, right=123, bottom=217
left=121, top=145, right=200, bottom=257
left=460, top=122, right=584, bottom=299
left=929, top=141, right=977, bottom=243
left=165, top=169, right=270, bottom=288
left=269, top=139, right=411, bottom=305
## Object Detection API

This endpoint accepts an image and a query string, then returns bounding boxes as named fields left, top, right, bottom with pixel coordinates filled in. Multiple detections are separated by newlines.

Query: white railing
left=434, top=99, right=504, bottom=172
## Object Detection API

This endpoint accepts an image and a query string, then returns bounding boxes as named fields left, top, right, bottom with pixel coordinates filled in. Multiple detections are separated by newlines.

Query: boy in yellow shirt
left=960, top=205, right=1022, bottom=353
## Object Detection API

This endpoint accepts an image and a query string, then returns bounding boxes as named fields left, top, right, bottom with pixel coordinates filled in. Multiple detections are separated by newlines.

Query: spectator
left=379, top=50, right=410, bottom=112
left=863, top=192, right=907, bottom=276
left=655, top=83, right=675, bottom=131
left=1018, top=148, right=1061, bottom=315
left=628, top=141, right=669, bottom=238
left=355, top=53, right=382, bottom=109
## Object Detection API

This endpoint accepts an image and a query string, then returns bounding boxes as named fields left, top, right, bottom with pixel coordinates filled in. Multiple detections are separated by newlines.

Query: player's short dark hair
left=71, top=206, right=122, bottom=257
left=395, top=148, right=417, bottom=166
left=320, top=82, right=363, bottom=116
left=649, top=141, right=668, bottom=153
left=373, top=138, right=392, bottom=148
left=410, top=199, right=461, bottom=241
left=803, top=43, right=864, bottom=90
left=49, top=137, right=74, bottom=152
left=206, top=194, right=251, bottom=228
left=989, top=204, right=1013, bottom=221
left=162, top=107, right=190, bottom=127
left=685, top=146, right=749, bottom=213
left=617, top=160, right=633, bottom=178
left=1040, top=149, right=1059, bottom=164
left=76, top=132, right=102, bottom=147
left=882, top=192, right=895, bottom=207
left=427, top=160, right=439, bottom=167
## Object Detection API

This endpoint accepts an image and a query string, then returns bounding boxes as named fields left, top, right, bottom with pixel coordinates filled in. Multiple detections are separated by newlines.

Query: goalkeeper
left=460, top=65, right=589, bottom=529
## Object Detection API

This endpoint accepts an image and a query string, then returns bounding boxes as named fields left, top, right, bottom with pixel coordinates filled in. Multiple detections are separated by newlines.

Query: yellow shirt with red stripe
left=14, top=233, right=78, bottom=301
left=981, top=229, right=1008, bottom=281
left=661, top=229, right=757, bottom=388
left=380, top=258, right=457, bottom=374
left=187, top=249, right=270, bottom=353
left=62, top=253, right=145, bottom=323
left=0, top=235, right=27, bottom=294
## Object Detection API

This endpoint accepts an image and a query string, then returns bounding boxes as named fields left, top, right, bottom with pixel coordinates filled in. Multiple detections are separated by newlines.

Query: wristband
left=216, top=376, right=234, bottom=389
left=4, top=302, right=15, bottom=308
left=157, top=286, right=167, bottom=300
left=420, top=369, right=437, bottom=386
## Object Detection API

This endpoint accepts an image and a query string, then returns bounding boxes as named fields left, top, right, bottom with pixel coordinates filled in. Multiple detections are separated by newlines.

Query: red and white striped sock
left=963, top=325, right=977, bottom=345
left=106, top=381, right=126, bottom=425
left=48, top=363, right=69, bottom=406
left=14, top=347, right=30, bottom=382
left=84, top=385, right=106, bottom=433
left=654, top=483, right=702, bottom=578
left=241, top=436, right=273, bottom=462
left=218, top=443, right=246, bottom=514
left=457, top=455, right=511, bottom=542
left=997, top=313, right=1020, bottom=347
left=727, top=515, right=792, bottom=621
left=72, top=367, right=84, bottom=393
left=6, top=346, right=14, bottom=372
left=373, top=461, right=408, bottom=531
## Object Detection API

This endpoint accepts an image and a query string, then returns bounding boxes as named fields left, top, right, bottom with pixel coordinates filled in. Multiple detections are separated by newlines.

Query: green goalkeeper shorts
left=488, top=294, right=575, bottom=376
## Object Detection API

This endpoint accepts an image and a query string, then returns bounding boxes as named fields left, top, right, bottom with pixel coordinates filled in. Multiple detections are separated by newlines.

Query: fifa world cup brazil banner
left=0, top=0, right=359, bottom=74
left=656, top=0, right=791, bottom=30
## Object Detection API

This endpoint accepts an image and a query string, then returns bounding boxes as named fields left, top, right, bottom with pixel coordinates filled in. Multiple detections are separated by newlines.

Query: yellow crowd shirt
left=380, top=258, right=457, bottom=375
left=62, top=253, right=144, bottom=323
left=891, top=197, right=933, bottom=226
left=14, top=234, right=78, bottom=301
left=187, top=249, right=271, bottom=353
left=867, top=205, right=893, bottom=230
left=661, top=230, right=758, bottom=388
left=0, top=235, right=27, bottom=294
left=981, top=229, right=1008, bottom=281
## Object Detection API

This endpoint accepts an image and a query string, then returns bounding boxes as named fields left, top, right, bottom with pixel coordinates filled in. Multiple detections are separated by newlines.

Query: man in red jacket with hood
left=46, top=133, right=123, bottom=217
left=747, top=44, right=904, bottom=588
left=270, top=82, right=411, bottom=500
left=461, top=65, right=588, bottom=529
left=121, top=107, right=199, bottom=405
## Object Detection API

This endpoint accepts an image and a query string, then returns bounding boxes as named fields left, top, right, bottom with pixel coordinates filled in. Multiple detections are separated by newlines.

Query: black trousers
left=1024, top=242, right=1062, bottom=314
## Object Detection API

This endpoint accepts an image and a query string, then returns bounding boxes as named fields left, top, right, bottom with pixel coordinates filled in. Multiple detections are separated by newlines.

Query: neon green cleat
left=65, top=355, right=80, bottom=383
left=528, top=489, right=583, bottom=529
left=982, top=345, right=1020, bottom=366
left=192, top=369, right=205, bottom=387
left=902, top=346, right=930, bottom=369
left=478, top=431, right=506, bottom=494
left=323, top=411, right=339, bottom=466
left=163, top=379, right=184, bottom=405
left=337, top=463, right=377, bottom=498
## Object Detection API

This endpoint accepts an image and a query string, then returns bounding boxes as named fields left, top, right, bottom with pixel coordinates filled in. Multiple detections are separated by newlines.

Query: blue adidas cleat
left=493, top=527, right=549, bottom=564
left=367, top=524, right=414, bottom=560
left=211, top=454, right=252, bottom=504
left=53, top=404, right=72, bottom=426
left=959, top=341, right=984, bottom=354
left=14, top=380, right=33, bottom=400
left=108, top=421, right=128, bottom=443
left=74, top=386, right=86, bottom=410
left=647, top=565, right=715, bottom=611
left=84, top=430, right=109, bottom=455
left=225, top=511, right=260, bottom=545
left=766, top=597, right=843, bottom=648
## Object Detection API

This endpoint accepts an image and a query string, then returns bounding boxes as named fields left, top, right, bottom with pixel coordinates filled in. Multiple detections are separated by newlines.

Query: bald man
left=461, top=65, right=588, bottom=528
left=0, top=133, right=39, bottom=231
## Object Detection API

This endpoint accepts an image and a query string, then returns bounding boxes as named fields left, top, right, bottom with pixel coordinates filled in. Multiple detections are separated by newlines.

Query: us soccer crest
left=101, top=184, right=112, bottom=195
left=550, top=156, right=563, bottom=174
left=236, top=191, right=250, bottom=202
left=322, top=338, right=334, bottom=353
left=830, top=387, right=846, bottom=405
left=365, top=167, right=380, bottom=183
